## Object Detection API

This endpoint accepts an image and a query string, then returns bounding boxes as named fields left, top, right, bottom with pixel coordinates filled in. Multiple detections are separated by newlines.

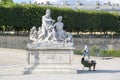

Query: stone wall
left=0, top=35, right=120, bottom=50
left=74, top=38, right=120, bottom=50
left=0, top=35, right=29, bottom=49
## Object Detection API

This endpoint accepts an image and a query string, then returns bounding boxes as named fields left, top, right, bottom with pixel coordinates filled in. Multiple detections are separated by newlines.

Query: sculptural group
left=29, top=9, right=73, bottom=44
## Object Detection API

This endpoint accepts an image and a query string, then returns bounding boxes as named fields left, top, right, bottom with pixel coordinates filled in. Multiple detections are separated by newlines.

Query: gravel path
left=0, top=48, right=120, bottom=80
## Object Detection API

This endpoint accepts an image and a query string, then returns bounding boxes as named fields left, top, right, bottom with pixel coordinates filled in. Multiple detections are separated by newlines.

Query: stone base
left=24, top=64, right=76, bottom=74
left=24, top=46, right=77, bottom=74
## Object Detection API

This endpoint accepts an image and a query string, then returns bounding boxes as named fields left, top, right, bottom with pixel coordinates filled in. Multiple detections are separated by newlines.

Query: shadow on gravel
left=23, top=64, right=39, bottom=75
left=77, top=70, right=120, bottom=74
left=102, top=57, right=114, bottom=60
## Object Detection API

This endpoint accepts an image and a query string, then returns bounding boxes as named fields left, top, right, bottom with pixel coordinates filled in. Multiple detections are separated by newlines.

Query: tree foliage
left=0, top=4, right=120, bottom=35
left=1, top=0, right=13, bottom=4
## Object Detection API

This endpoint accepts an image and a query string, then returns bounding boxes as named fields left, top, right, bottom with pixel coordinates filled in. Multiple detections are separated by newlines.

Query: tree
left=0, top=4, right=120, bottom=36
left=1, top=0, right=13, bottom=4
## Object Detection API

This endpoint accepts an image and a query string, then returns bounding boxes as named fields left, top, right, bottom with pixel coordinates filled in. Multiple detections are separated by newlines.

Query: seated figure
left=55, top=16, right=67, bottom=41
left=81, top=57, right=96, bottom=71
left=65, top=34, right=73, bottom=43
left=47, top=16, right=67, bottom=42
left=29, top=26, right=38, bottom=41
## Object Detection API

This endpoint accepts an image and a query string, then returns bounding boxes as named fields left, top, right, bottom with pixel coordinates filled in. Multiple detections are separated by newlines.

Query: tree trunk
left=77, top=31, right=79, bottom=37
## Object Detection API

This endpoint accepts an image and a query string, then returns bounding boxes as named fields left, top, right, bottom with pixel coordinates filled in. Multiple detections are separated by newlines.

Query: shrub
left=90, top=45, right=101, bottom=56
left=74, top=50, right=83, bottom=55
left=74, top=49, right=120, bottom=57
left=101, top=50, right=120, bottom=57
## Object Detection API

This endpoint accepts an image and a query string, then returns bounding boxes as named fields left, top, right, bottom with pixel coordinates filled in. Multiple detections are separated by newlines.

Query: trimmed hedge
left=0, top=4, right=120, bottom=34
left=74, top=49, right=120, bottom=57
left=102, top=50, right=120, bottom=57
left=74, top=49, right=83, bottom=55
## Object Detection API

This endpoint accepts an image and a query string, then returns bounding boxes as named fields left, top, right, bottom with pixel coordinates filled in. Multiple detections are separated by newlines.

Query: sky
left=13, top=0, right=120, bottom=5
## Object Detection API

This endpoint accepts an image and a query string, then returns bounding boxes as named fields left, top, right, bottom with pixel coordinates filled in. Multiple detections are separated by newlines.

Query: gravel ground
left=0, top=48, right=120, bottom=80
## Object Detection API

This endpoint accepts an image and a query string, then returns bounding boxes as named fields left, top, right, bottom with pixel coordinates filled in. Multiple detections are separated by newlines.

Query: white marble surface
left=24, top=47, right=76, bottom=74
left=29, top=9, right=73, bottom=46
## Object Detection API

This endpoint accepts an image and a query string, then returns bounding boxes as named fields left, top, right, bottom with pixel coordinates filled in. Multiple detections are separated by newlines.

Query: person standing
left=83, top=45, right=90, bottom=59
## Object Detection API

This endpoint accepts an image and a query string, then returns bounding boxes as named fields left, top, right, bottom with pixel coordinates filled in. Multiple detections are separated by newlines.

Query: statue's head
left=31, top=26, right=36, bottom=31
left=57, top=16, right=63, bottom=22
left=46, top=9, right=51, bottom=16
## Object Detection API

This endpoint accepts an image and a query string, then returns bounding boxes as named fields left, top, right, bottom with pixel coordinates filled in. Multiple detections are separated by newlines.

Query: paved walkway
left=0, top=48, right=120, bottom=80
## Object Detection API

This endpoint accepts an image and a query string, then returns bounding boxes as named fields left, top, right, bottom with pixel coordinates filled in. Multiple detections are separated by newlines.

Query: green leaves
left=0, top=4, right=119, bottom=34
left=1, top=0, right=13, bottom=4
left=102, top=50, right=120, bottom=57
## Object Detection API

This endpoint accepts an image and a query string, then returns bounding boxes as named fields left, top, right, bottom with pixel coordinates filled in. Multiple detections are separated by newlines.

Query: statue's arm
left=50, top=23, right=56, bottom=29
left=42, top=16, right=54, bottom=22
left=47, top=23, right=56, bottom=30
left=62, top=23, right=64, bottom=27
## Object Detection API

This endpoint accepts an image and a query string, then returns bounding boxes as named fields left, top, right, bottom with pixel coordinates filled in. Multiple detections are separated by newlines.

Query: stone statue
left=55, top=16, right=67, bottom=41
left=35, top=9, right=55, bottom=42
left=65, top=34, right=73, bottom=43
left=25, top=9, right=75, bottom=74
left=49, top=16, right=67, bottom=42
left=29, top=9, right=73, bottom=46
left=38, top=27, right=42, bottom=35
left=29, top=26, right=38, bottom=41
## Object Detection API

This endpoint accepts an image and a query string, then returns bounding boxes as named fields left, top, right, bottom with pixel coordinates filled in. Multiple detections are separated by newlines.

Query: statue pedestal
left=24, top=45, right=77, bottom=74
